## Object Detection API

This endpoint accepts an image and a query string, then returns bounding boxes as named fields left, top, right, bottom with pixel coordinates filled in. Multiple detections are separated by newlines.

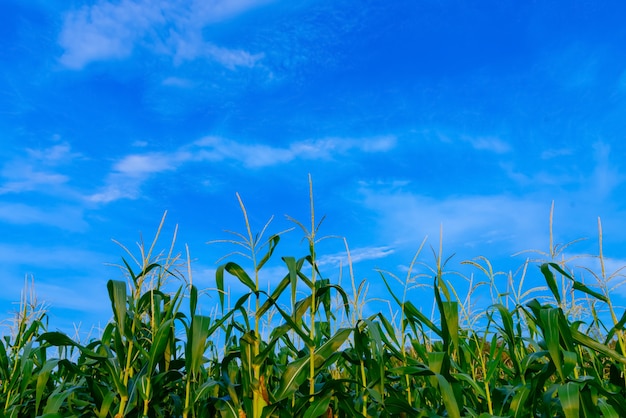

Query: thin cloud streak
left=360, top=185, right=550, bottom=254
left=59, top=0, right=272, bottom=69
left=90, top=135, right=397, bottom=202
left=0, top=142, right=81, bottom=195
left=464, top=136, right=511, bottom=154
left=318, top=246, right=396, bottom=269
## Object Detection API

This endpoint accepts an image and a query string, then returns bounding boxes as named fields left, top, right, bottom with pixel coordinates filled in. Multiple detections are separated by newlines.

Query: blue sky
left=2, top=0, right=626, bottom=334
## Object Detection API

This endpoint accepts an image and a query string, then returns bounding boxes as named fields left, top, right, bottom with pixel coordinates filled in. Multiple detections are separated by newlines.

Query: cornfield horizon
left=2, top=184, right=626, bottom=417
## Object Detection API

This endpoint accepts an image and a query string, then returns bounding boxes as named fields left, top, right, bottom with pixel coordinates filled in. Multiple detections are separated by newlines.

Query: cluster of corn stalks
left=2, top=194, right=626, bottom=417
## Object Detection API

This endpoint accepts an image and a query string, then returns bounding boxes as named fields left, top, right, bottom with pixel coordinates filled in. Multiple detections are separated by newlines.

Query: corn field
left=2, top=192, right=626, bottom=417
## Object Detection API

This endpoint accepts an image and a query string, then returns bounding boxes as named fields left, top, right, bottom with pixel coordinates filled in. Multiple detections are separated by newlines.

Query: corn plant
left=3, top=190, right=626, bottom=417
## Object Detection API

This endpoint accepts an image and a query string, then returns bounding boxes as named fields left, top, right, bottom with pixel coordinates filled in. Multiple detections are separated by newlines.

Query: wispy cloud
left=500, top=162, right=577, bottom=188
left=426, top=129, right=511, bottom=154
left=90, top=135, right=397, bottom=202
left=0, top=142, right=81, bottom=195
left=359, top=184, right=550, bottom=254
left=0, top=165, right=68, bottom=195
left=319, top=245, right=395, bottom=268
left=59, top=0, right=271, bottom=69
left=463, top=136, right=511, bottom=154
left=162, top=76, right=194, bottom=88
left=190, top=135, right=396, bottom=167
left=59, top=0, right=161, bottom=68
left=502, top=141, right=623, bottom=198
left=588, top=142, right=623, bottom=200
left=541, top=148, right=574, bottom=160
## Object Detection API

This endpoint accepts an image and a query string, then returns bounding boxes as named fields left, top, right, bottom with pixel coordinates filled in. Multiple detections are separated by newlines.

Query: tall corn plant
left=0, top=280, right=51, bottom=417
left=213, top=178, right=352, bottom=417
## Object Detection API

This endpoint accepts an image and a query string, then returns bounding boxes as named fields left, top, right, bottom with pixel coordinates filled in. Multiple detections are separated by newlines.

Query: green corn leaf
left=403, top=300, right=442, bottom=338
left=302, top=391, right=333, bottom=418
left=37, top=332, right=107, bottom=359
left=540, top=263, right=561, bottom=305
left=437, top=374, right=461, bottom=418
left=107, top=280, right=128, bottom=337
left=571, top=281, right=608, bottom=302
left=257, top=234, right=280, bottom=271
left=255, top=290, right=313, bottom=346
left=383, top=397, right=420, bottom=415
left=389, top=364, right=434, bottom=377
left=193, top=379, right=220, bottom=403
left=215, top=398, right=239, bottom=418
left=283, top=256, right=299, bottom=307
left=571, top=327, right=626, bottom=364
left=379, top=271, right=403, bottom=306
left=323, top=283, right=351, bottom=318
left=274, top=355, right=310, bottom=402
left=148, top=318, right=174, bottom=372
left=225, top=261, right=257, bottom=292
left=35, top=359, right=59, bottom=414
left=606, top=309, right=626, bottom=343
left=187, top=315, right=211, bottom=375
left=94, top=391, right=116, bottom=418
left=442, top=301, right=459, bottom=352
left=598, top=398, right=619, bottom=418
left=541, top=307, right=565, bottom=381
left=189, top=284, right=198, bottom=318
left=122, top=258, right=160, bottom=288
left=42, top=385, right=78, bottom=414
left=491, top=304, right=522, bottom=375
left=20, top=356, right=34, bottom=394
left=216, top=263, right=226, bottom=312
left=558, top=382, right=579, bottom=418
left=455, top=372, right=487, bottom=400
left=0, top=338, right=8, bottom=379
left=546, top=262, right=608, bottom=302
left=509, top=384, right=530, bottom=418
left=206, top=293, right=253, bottom=337
left=275, top=328, right=351, bottom=401
left=121, top=257, right=137, bottom=286
left=295, top=255, right=314, bottom=288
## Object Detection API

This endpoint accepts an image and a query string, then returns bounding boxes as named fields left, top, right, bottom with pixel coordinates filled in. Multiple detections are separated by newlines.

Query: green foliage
left=2, top=197, right=626, bottom=417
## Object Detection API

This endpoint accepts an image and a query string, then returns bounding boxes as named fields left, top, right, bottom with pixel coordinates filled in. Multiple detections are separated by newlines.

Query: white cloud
left=589, top=142, right=623, bottom=200
left=114, top=153, right=177, bottom=176
left=88, top=179, right=137, bottom=204
left=541, top=148, right=574, bottom=160
left=205, top=45, right=264, bottom=69
left=463, top=135, right=511, bottom=154
left=59, top=0, right=271, bottom=69
left=190, top=135, right=397, bottom=167
left=162, top=76, right=194, bottom=88
left=26, top=142, right=81, bottom=164
left=170, top=33, right=264, bottom=68
left=59, top=0, right=164, bottom=68
left=319, top=245, right=395, bottom=268
left=0, top=142, right=81, bottom=195
left=500, top=162, right=577, bottom=188
left=359, top=184, right=550, bottom=254
left=90, top=135, right=397, bottom=202
left=0, top=166, right=68, bottom=194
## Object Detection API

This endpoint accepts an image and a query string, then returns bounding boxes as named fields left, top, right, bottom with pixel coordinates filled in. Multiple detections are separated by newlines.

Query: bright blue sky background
left=2, top=0, right=626, bottom=335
